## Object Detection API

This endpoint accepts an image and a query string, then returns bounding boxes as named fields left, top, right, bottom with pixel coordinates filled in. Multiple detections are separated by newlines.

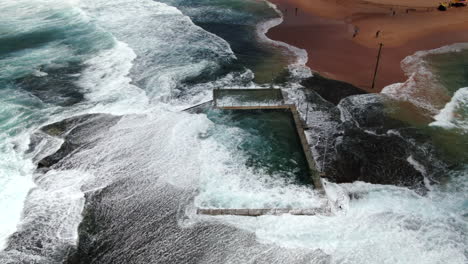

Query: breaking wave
left=431, top=87, right=468, bottom=132
left=0, top=0, right=466, bottom=263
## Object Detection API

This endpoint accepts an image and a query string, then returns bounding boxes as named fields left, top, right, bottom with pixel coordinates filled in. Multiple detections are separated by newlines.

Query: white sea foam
left=14, top=169, right=88, bottom=257
left=77, top=41, right=150, bottom=115
left=2, top=1, right=467, bottom=263
left=0, top=0, right=86, bottom=81
left=189, top=84, right=466, bottom=263
left=45, top=106, right=465, bottom=263
left=73, top=3, right=468, bottom=263
left=383, top=43, right=468, bottom=132
left=382, top=43, right=468, bottom=114
left=54, top=107, right=325, bottom=212
left=430, top=87, right=468, bottom=131
left=0, top=0, right=245, bottom=257
left=79, top=0, right=236, bottom=102
left=203, top=180, right=467, bottom=264
left=0, top=0, right=89, bottom=249
left=406, top=155, right=433, bottom=190
left=407, top=156, right=427, bottom=176
left=381, top=62, right=442, bottom=114
left=0, top=2, right=150, bottom=251
left=0, top=134, right=35, bottom=250
left=195, top=122, right=325, bottom=209
left=407, top=43, right=468, bottom=61
left=172, top=69, right=256, bottom=110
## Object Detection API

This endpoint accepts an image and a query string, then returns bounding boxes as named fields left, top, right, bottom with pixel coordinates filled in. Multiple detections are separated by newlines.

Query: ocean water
left=382, top=44, right=468, bottom=164
left=428, top=49, right=468, bottom=133
left=0, top=0, right=111, bottom=250
left=0, top=0, right=466, bottom=263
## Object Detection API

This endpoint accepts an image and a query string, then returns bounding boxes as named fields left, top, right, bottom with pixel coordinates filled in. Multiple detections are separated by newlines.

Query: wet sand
left=266, top=0, right=468, bottom=91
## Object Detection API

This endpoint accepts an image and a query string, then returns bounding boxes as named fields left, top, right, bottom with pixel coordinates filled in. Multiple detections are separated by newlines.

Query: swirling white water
left=0, top=0, right=466, bottom=263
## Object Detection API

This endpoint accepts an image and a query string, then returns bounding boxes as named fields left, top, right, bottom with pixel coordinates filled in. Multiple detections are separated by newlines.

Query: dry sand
left=266, top=0, right=468, bottom=91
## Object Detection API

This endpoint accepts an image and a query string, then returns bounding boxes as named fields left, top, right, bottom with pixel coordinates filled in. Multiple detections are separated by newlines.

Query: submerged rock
left=66, top=178, right=330, bottom=264
left=15, top=63, right=85, bottom=107
left=0, top=114, right=121, bottom=263
left=331, top=122, right=425, bottom=189
left=302, top=88, right=446, bottom=191
left=34, top=114, right=121, bottom=170
left=338, top=94, right=408, bottom=132
left=338, top=94, right=433, bottom=133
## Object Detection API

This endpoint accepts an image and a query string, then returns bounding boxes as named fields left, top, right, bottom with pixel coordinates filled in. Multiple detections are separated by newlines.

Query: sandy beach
left=267, top=0, right=468, bottom=91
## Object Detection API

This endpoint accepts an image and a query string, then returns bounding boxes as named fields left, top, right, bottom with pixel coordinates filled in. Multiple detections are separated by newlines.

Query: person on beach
left=353, top=27, right=359, bottom=38
left=376, top=30, right=381, bottom=38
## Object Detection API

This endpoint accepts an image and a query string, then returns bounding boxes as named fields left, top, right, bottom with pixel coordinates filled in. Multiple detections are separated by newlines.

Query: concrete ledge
left=182, top=100, right=213, bottom=112
left=218, top=105, right=292, bottom=110
left=289, top=105, right=325, bottom=192
left=197, top=207, right=331, bottom=216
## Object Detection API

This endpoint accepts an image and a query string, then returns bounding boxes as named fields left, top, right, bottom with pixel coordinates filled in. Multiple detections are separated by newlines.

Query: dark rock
left=40, top=114, right=98, bottom=137
left=2, top=114, right=120, bottom=263
left=338, top=94, right=431, bottom=133
left=301, top=74, right=366, bottom=105
left=304, top=88, right=342, bottom=120
left=35, top=240, right=43, bottom=249
left=301, top=88, right=439, bottom=190
left=328, top=122, right=426, bottom=189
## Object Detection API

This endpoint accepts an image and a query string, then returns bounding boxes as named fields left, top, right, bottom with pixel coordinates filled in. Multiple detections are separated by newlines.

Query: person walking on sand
left=353, top=27, right=359, bottom=38
left=375, top=30, right=381, bottom=38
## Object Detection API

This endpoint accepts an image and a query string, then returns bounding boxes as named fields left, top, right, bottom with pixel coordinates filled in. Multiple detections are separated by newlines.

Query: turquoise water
left=214, top=88, right=284, bottom=106
left=0, top=0, right=116, bottom=135
left=161, top=0, right=294, bottom=83
left=0, top=0, right=294, bottom=254
left=206, top=109, right=311, bottom=185
left=428, top=51, right=468, bottom=139
left=428, top=51, right=468, bottom=96
left=383, top=46, right=468, bottom=168
left=0, top=0, right=117, bottom=249
left=415, top=50, right=468, bottom=164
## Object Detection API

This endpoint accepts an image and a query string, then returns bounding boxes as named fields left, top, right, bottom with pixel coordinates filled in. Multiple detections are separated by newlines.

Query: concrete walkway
left=197, top=207, right=331, bottom=217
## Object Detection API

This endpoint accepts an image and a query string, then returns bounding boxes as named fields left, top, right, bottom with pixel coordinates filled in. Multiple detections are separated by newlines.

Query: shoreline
left=265, top=0, right=468, bottom=92
left=255, top=3, right=313, bottom=81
